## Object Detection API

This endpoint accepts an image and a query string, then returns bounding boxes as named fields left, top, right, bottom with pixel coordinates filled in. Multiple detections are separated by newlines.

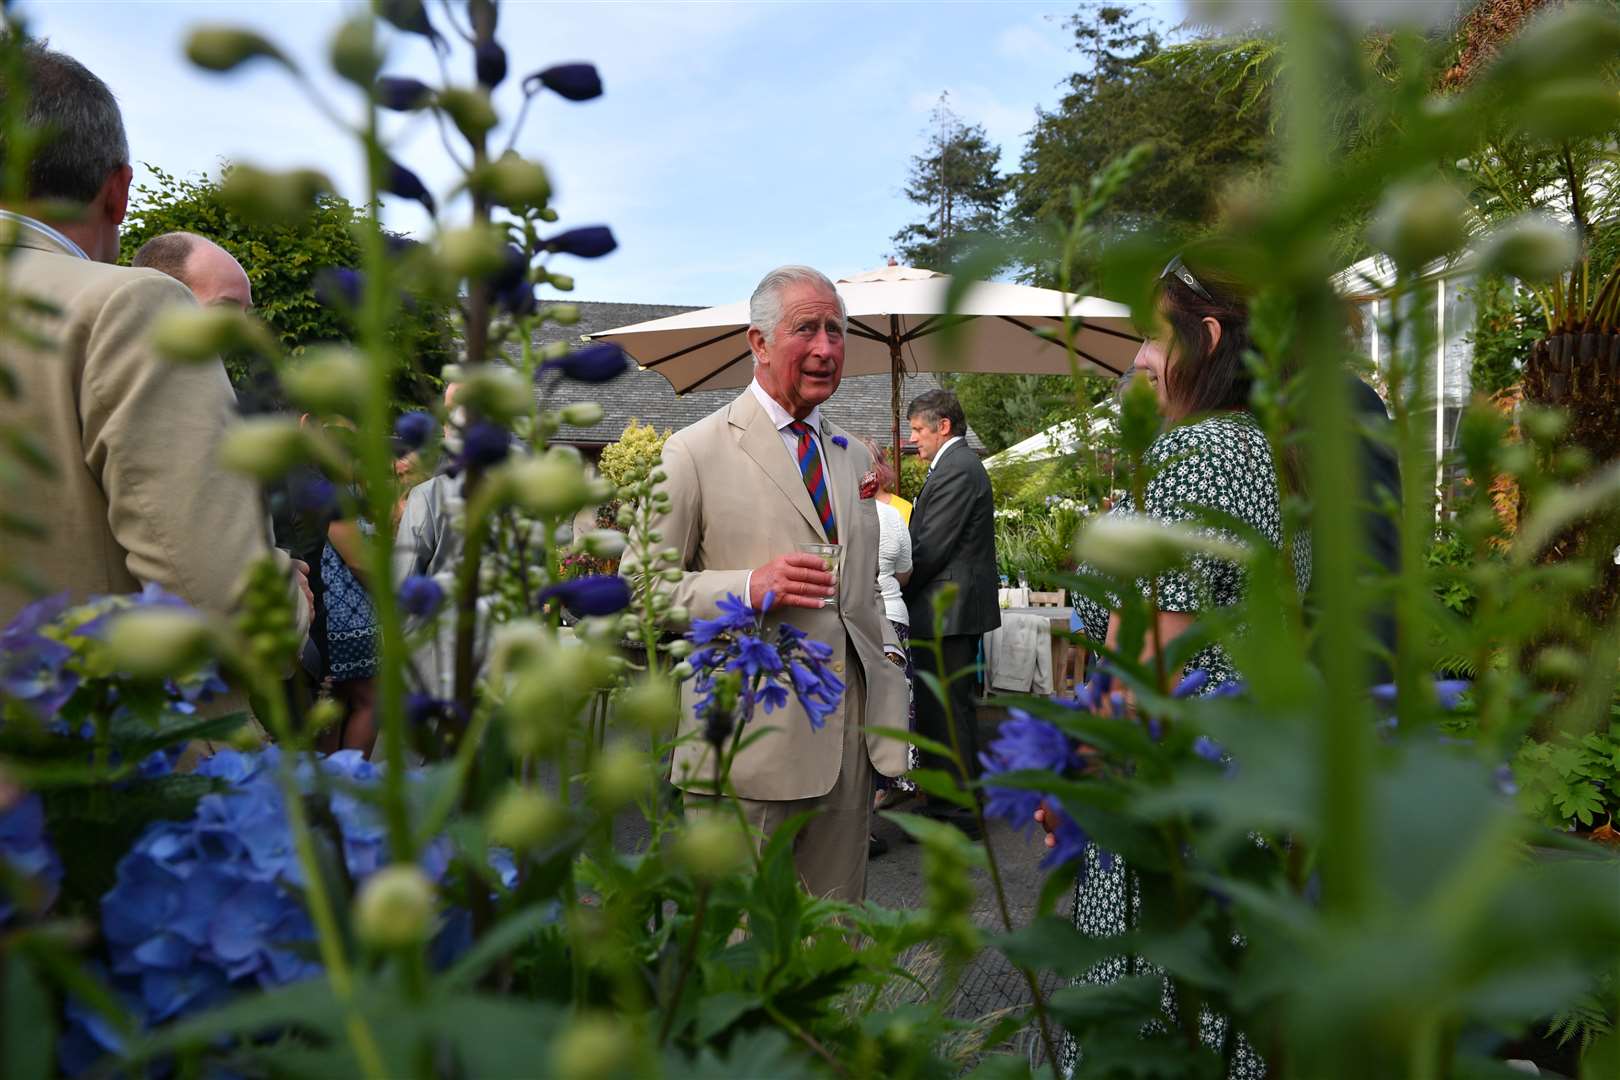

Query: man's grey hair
left=131, top=231, right=202, bottom=281
left=0, top=40, right=129, bottom=204
left=747, top=265, right=846, bottom=346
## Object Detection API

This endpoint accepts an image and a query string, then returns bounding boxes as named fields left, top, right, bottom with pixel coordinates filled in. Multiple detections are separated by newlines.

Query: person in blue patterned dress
left=1051, top=257, right=1311, bottom=1078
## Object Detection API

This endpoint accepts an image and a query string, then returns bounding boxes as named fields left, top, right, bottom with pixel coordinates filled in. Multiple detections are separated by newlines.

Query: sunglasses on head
left=1159, top=254, right=1213, bottom=303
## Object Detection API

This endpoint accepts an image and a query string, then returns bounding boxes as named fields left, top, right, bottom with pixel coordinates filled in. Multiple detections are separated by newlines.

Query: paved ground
left=599, top=698, right=1063, bottom=1069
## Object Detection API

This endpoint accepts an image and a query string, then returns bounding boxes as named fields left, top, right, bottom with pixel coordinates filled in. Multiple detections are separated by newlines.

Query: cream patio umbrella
left=591, top=263, right=1141, bottom=467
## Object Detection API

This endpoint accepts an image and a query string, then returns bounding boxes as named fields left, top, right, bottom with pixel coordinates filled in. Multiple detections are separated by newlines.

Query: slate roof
left=519, top=300, right=986, bottom=452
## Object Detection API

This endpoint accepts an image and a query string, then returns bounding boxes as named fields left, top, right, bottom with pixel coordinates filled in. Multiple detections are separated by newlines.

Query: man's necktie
left=788, top=420, right=837, bottom=543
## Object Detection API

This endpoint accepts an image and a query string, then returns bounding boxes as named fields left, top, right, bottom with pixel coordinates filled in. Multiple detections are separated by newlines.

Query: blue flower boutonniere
left=830, top=434, right=847, bottom=449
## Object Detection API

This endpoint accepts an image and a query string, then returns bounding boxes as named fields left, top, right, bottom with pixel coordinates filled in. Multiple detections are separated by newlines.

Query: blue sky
left=29, top=1, right=1185, bottom=305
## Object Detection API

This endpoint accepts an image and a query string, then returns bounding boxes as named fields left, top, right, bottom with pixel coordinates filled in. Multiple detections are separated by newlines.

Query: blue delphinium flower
left=312, top=266, right=363, bottom=309
left=540, top=225, right=616, bottom=259
left=375, top=75, right=433, bottom=111
left=0, top=793, right=64, bottom=924
left=0, top=593, right=79, bottom=717
left=1172, top=669, right=1209, bottom=698
left=540, top=342, right=630, bottom=384
left=528, top=62, right=603, bottom=101
left=1192, top=735, right=1225, bottom=763
left=398, top=575, right=445, bottom=617
left=475, top=41, right=508, bottom=88
left=394, top=410, right=435, bottom=450
left=460, top=420, right=512, bottom=468
left=537, top=575, right=632, bottom=617
left=384, top=159, right=436, bottom=215
left=291, top=474, right=337, bottom=516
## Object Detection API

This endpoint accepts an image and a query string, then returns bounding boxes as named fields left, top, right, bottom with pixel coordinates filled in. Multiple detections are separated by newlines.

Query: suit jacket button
left=831, top=661, right=845, bottom=674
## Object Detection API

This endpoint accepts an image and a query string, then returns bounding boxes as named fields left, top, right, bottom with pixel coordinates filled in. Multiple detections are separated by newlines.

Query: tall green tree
left=890, top=93, right=1008, bottom=270
left=1012, top=6, right=1276, bottom=255
left=120, top=165, right=454, bottom=413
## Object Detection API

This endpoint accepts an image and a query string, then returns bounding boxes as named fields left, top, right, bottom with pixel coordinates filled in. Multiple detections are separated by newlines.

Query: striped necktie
left=787, top=420, right=836, bottom=543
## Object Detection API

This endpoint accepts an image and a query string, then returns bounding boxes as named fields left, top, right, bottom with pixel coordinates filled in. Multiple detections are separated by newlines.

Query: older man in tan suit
left=0, top=45, right=307, bottom=657
left=625, top=265, right=908, bottom=901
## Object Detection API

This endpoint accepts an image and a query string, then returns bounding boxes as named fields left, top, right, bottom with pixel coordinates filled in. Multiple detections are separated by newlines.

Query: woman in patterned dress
left=1048, top=258, right=1310, bottom=1078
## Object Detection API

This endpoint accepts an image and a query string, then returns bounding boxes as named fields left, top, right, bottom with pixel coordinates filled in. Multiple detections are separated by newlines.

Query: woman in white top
left=861, top=443, right=916, bottom=844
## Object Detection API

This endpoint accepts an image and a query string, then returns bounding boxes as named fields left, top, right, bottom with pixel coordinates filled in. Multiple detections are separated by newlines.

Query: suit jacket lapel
left=731, top=392, right=828, bottom=541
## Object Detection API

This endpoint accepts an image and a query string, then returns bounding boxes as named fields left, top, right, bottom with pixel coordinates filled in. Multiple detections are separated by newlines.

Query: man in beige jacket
left=623, top=265, right=908, bottom=901
left=0, top=44, right=308, bottom=673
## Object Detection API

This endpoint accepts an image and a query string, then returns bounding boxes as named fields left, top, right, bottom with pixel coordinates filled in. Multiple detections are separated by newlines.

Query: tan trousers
left=685, top=656, right=872, bottom=902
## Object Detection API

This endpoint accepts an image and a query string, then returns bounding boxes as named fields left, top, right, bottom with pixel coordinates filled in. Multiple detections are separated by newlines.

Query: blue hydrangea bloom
left=0, top=793, right=63, bottom=924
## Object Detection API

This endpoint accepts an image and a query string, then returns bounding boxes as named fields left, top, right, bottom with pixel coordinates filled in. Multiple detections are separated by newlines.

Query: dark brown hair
left=858, top=435, right=897, bottom=493
left=1159, top=266, right=1253, bottom=422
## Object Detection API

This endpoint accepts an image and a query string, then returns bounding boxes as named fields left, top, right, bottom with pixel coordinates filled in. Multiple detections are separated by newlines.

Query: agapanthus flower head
left=398, top=575, right=445, bottom=617
left=1192, top=735, right=1225, bottom=763
left=1172, top=669, right=1210, bottom=698
left=0, top=792, right=63, bottom=924
left=540, top=342, right=630, bottom=384
left=394, top=410, right=435, bottom=451
left=475, top=40, right=507, bottom=88
left=384, top=159, right=436, bottom=215
left=981, top=711, right=1074, bottom=774
left=537, top=575, right=631, bottom=617
left=376, top=75, right=433, bottom=111
left=688, top=592, right=759, bottom=645
left=527, top=62, right=603, bottom=101
left=540, top=225, right=616, bottom=259
left=727, top=634, right=783, bottom=679
left=685, top=592, right=842, bottom=732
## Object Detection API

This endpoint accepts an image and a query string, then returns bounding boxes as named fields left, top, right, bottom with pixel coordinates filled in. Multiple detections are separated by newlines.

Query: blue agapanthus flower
left=0, top=792, right=63, bottom=924
left=980, top=710, right=1102, bottom=874
left=685, top=592, right=843, bottom=733
left=398, top=575, right=445, bottom=617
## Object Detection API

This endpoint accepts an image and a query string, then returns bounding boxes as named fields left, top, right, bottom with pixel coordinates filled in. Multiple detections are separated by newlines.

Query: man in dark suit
left=903, top=389, right=1000, bottom=813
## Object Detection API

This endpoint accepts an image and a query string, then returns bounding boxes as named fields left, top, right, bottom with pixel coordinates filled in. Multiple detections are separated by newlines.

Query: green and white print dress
left=1060, top=410, right=1311, bottom=1079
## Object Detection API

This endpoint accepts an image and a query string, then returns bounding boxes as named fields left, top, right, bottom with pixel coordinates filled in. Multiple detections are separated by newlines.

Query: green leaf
left=995, top=915, right=1119, bottom=979
left=864, top=725, right=957, bottom=762
left=907, top=767, right=974, bottom=809
left=2, top=953, right=53, bottom=1080
left=439, top=902, right=561, bottom=990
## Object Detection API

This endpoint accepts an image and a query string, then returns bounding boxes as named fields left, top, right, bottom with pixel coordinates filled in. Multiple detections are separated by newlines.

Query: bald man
left=132, top=231, right=252, bottom=310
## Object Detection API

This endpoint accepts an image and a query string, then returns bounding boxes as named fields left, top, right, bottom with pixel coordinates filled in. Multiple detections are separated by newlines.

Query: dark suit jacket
left=904, top=440, right=1001, bottom=639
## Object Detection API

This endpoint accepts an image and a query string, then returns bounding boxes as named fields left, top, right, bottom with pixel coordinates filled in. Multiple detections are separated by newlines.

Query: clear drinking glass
left=796, top=542, right=842, bottom=608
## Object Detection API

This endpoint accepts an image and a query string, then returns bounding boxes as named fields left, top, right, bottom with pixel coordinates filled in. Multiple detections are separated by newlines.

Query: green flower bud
left=281, top=346, right=368, bottom=414
left=665, top=605, right=689, bottom=625
left=582, top=529, right=626, bottom=560
left=452, top=365, right=530, bottom=422
left=504, top=453, right=592, bottom=517
left=1477, top=213, right=1578, bottom=282
left=548, top=304, right=581, bottom=325
left=437, top=86, right=499, bottom=143
left=548, top=271, right=574, bottom=291
left=672, top=661, right=695, bottom=680
left=440, top=363, right=467, bottom=383
left=616, top=675, right=678, bottom=733
left=1074, top=516, right=1247, bottom=580
left=1368, top=181, right=1469, bottom=270
left=186, top=25, right=293, bottom=73
left=559, top=402, right=603, bottom=427
left=106, top=608, right=213, bottom=677
left=306, top=697, right=345, bottom=736
left=1534, top=645, right=1584, bottom=683
left=439, top=226, right=511, bottom=280
left=1522, top=407, right=1568, bottom=445
left=469, top=152, right=551, bottom=209
left=354, top=865, right=436, bottom=949
left=674, top=816, right=750, bottom=882
left=659, top=569, right=683, bottom=583
left=591, top=741, right=651, bottom=809
left=551, top=1014, right=629, bottom=1080
left=487, top=786, right=566, bottom=849
left=218, top=418, right=311, bottom=480
left=585, top=477, right=614, bottom=503
left=665, top=640, right=693, bottom=660
left=489, top=620, right=549, bottom=682
left=329, top=14, right=382, bottom=86
left=150, top=306, right=276, bottom=363
left=219, top=165, right=333, bottom=227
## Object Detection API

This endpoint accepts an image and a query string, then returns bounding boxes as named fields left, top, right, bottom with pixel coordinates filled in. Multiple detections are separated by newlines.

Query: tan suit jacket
left=627, top=388, right=909, bottom=801
left=0, top=232, right=307, bottom=658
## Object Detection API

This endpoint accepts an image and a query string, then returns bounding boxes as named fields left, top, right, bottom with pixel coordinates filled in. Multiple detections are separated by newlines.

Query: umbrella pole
left=889, top=321, right=903, bottom=493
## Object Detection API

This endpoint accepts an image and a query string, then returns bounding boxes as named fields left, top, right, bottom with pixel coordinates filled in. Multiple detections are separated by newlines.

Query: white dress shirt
left=874, top=499, right=912, bottom=626
left=927, top=435, right=966, bottom=472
